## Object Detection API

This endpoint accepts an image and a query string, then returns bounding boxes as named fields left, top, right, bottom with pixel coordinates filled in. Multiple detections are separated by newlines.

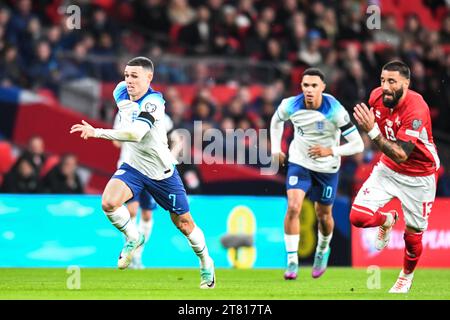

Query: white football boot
left=389, top=271, right=413, bottom=293
left=375, top=210, right=398, bottom=250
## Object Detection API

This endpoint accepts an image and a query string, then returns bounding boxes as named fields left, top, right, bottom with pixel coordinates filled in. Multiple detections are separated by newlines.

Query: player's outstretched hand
left=308, top=145, right=332, bottom=159
left=70, top=120, right=96, bottom=140
left=353, top=103, right=375, bottom=133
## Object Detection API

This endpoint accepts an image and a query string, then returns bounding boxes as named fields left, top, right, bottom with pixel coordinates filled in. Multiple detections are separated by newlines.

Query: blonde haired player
left=70, top=57, right=215, bottom=288
left=113, top=110, right=176, bottom=269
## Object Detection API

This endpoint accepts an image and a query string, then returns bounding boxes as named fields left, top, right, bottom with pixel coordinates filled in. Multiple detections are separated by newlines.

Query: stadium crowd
left=0, top=0, right=449, bottom=196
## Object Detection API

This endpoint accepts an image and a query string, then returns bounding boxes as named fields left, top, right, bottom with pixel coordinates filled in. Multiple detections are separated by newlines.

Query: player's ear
left=148, top=71, right=153, bottom=82
left=404, top=78, right=410, bottom=89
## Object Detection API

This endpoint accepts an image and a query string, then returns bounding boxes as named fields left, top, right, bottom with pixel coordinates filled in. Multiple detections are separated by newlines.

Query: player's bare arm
left=372, top=135, right=414, bottom=164
left=353, top=103, right=413, bottom=164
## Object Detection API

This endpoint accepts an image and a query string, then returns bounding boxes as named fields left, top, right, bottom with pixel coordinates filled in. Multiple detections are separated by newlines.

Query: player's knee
left=174, top=215, right=194, bottom=234
left=101, top=198, right=120, bottom=213
left=315, top=206, right=332, bottom=222
left=287, top=202, right=302, bottom=217
left=317, top=212, right=332, bottom=225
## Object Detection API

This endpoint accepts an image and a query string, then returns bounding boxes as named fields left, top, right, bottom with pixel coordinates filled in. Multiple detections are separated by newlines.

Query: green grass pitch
left=0, top=267, right=449, bottom=300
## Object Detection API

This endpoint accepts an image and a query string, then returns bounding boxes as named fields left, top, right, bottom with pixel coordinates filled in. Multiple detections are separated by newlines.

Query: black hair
left=126, top=56, right=154, bottom=72
left=382, top=60, right=410, bottom=79
left=302, top=68, right=325, bottom=82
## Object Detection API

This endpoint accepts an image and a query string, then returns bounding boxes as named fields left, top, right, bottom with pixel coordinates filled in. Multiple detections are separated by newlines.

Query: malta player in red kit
left=351, top=61, right=440, bottom=293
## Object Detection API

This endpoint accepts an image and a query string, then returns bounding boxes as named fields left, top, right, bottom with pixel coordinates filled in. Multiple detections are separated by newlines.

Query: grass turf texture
left=0, top=267, right=449, bottom=300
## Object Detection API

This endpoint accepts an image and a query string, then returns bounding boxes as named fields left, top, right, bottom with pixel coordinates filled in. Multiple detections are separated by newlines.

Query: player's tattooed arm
left=372, top=136, right=415, bottom=163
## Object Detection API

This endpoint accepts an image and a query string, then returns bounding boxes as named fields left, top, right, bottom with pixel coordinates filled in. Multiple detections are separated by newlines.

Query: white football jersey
left=276, top=93, right=353, bottom=173
left=113, top=81, right=177, bottom=180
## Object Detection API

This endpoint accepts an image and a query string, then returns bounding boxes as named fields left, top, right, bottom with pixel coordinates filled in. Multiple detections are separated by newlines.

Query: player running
left=112, top=105, right=177, bottom=270
left=351, top=60, right=440, bottom=293
left=70, top=57, right=215, bottom=289
left=270, top=68, right=364, bottom=280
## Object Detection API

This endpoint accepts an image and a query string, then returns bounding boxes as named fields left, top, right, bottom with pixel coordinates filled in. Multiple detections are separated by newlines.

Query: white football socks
left=284, top=234, right=299, bottom=265
left=104, top=206, right=139, bottom=241
left=187, top=225, right=212, bottom=268
left=316, top=230, right=333, bottom=254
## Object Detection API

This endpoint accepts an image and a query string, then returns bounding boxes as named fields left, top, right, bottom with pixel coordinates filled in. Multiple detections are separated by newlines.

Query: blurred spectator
left=179, top=5, right=214, bottom=55
left=91, top=32, right=119, bottom=80
left=286, top=12, right=308, bottom=57
left=0, top=45, right=26, bottom=86
left=337, top=0, right=368, bottom=41
left=319, top=8, right=339, bottom=43
left=7, top=0, right=36, bottom=46
left=212, top=5, right=241, bottom=56
left=89, top=7, right=118, bottom=40
left=298, top=29, right=323, bottom=66
left=224, top=96, right=249, bottom=125
left=27, top=40, right=59, bottom=92
left=167, top=0, right=196, bottom=26
left=1, top=156, right=39, bottom=193
left=21, top=135, right=47, bottom=176
left=59, top=42, right=92, bottom=81
left=439, top=14, right=450, bottom=44
left=191, top=99, right=217, bottom=132
left=46, top=24, right=64, bottom=53
left=403, top=13, right=425, bottom=40
left=245, top=20, right=270, bottom=59
left=336, top=61, right=368, bottom=111
left=133, top=0, right=170, bottom=35
left=39, top=153, right=84, bottom=194
left=275, top=0, right=299, bottom=33
left=317, top=49, right=340, bottom=88
left=373, top=15, right=402, bottom=48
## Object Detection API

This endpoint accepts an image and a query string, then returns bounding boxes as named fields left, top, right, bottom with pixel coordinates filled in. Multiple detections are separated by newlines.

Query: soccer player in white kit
left=70, top=57, right=215, bottom=289
left=112, top=100, right=175, bottom=269
left=271, top=68, right=364, bottom=280
left=352, top=61, right=440, bottom=293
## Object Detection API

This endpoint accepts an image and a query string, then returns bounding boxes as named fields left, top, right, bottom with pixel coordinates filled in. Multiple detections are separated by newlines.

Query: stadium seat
left=39, top=155, right=60, bottom=177
left=0, top=141, right=16, bottom=174
left=290, top=67, right=306, bottom=94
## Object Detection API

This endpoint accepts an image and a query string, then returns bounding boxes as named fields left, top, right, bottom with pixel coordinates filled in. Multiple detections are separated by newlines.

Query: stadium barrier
left=352, top=198, right=450, bottom=267
left=0, top=194, right=350, bottom=268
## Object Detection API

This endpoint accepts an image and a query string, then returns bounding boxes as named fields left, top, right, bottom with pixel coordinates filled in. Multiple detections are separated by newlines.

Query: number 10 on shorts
left=322, top=186, right=333, bottom=199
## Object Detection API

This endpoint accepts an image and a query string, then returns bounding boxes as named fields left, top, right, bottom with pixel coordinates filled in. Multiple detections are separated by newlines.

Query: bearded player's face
left=380, top=70, right=409, bottom=108
left=124, top=65, right=153, bottom=99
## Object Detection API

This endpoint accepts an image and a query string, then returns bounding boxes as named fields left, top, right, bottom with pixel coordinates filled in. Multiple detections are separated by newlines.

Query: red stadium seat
left=0, top=141, right=16, bottom=174
left=40, top=155, right=60, bottom=177
left=290, top=66, right=306, bottom=94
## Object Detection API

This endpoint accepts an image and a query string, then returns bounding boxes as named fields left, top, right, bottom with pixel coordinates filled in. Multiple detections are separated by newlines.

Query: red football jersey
left=368, top=87, right=440, bottom=176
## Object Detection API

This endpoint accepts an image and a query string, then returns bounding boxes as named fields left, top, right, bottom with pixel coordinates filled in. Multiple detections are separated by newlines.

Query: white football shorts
left=353, top=162, right=437, bottom=231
